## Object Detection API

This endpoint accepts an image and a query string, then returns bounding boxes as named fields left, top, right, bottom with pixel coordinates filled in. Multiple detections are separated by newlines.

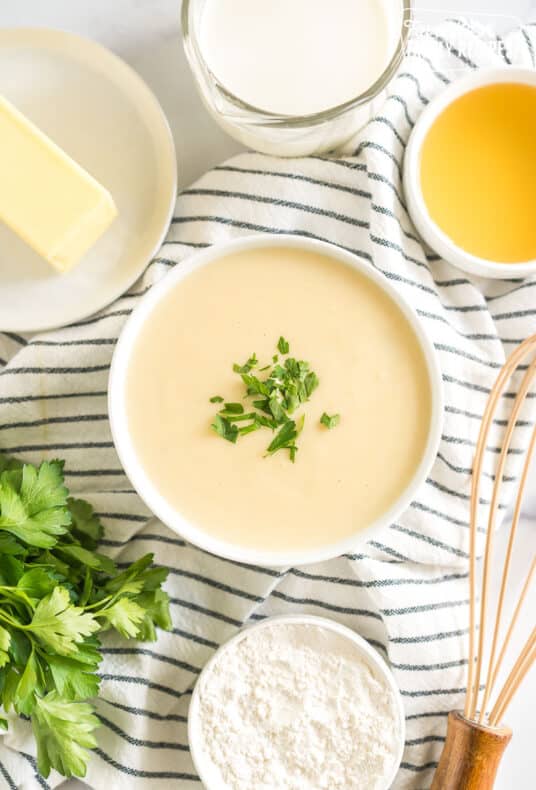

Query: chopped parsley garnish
left=265, top=414, right=305, bottom=463
left=209, top=338, right=340, bottom=461
left=233, top=353, right=258, bottom=374
left=266, top=419, right=298, bottom=456
left=211, top=414, right=239, bottom=443
left=277, top=336, right=290, bottom=354
left=320, top=412, right=340, bottom=429
left=221, top=402, right=244, bottom=414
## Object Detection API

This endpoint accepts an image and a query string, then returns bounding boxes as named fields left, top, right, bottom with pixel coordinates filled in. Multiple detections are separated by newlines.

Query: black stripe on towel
left=169, top=596, right=242, bottom=627
left=98, top=714, right=189, bottom=751
left=98, top=673, right=196, bottom=698
left=98, top=697, right=187, bottom=723
left=391, top=627, right=469, bottom=645
left=392, top=658, right=468, bottom=672
left=0, top=760, right=17, bottom=790
left=400, top=760, right=439, bottom=772
left=289, top=568, right=468, bottom=589
left=101, top=646, right=203, bottom=672
left=94, top=748, right=200, bottom=781
left=20, top=753, right=50, bottom=790
left=0, top=413, right=109, bottom=431
left=0, top=390, right=107, bottom=405
left=181, top=187, right=370, bottom=230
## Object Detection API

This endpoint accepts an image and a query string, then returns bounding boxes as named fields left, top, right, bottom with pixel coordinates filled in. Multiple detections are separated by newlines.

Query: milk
left=183, top=0, right=405, bottom=155
left=199, top=0, right=399, bottom=116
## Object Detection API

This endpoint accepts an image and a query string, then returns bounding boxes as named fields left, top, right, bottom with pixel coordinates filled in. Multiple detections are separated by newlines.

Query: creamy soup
left=126, top=247, right=431, bottom=552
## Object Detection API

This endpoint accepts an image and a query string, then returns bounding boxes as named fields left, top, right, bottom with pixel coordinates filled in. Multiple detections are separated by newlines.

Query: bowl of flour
left=188, top=615, right=405, bottom=789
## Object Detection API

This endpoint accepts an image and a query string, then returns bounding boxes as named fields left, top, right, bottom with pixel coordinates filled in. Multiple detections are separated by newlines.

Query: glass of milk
left=182, top=0, right=411, bottom=157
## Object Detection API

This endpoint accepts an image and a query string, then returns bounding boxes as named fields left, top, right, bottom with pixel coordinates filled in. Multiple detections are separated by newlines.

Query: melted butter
left=420, top=82, right=536, bottom=263
left=126, top=247, right=431, bottom=552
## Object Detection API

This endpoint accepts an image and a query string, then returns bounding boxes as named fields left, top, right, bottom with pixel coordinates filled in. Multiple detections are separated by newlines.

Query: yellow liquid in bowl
left=420, top=82, right=536, bottom=263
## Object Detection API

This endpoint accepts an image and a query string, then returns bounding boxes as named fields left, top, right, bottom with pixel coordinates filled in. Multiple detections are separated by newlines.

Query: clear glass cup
left=181, top=0, right=412, bottom=157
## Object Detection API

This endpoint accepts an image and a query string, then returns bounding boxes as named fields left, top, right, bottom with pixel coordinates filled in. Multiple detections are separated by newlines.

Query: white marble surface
left=1, top=1, right=535, bottom=788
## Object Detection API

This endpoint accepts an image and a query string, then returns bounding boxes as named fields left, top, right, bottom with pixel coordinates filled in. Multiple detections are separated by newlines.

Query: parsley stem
left=221, top=412, right=257, bottom=422
left=0, top=609, right=27, bottom=629
left=0, top=587, right=35, bottom=619
left=88, top=582, right=142, bottom=615
left=83, top=595, right=114, bottom=611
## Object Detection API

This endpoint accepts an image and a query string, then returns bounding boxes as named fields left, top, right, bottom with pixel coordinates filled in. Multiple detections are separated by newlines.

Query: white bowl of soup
left=109, top=235, right=443, bottom=566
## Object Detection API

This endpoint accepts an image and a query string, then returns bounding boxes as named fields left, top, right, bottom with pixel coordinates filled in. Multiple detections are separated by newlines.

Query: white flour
left=194, top=622, right=401, bottom=790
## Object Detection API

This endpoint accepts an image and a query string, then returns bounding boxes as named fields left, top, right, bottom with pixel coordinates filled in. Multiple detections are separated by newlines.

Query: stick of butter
left=0, top=95, right=117, bottom=272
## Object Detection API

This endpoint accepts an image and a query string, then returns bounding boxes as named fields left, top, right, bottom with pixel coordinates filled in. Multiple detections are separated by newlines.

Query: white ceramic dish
left=109, top=234, right=443, bottom=567
left=404, top=67, right=536, bottom=280
left=188, top=614, right=406, bottom=790
left=0, top=27, right=177, bottom=333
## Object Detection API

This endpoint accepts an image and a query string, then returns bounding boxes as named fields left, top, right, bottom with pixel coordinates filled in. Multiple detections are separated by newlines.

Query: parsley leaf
left=233, top=352, right=258, bottom=374
left=238, top=421, right=261, bottom=436
left=6, top=628, right=31, bottom=666
left=29, top=587, right=100, bottom=656
left=268, top=395, right=287, bottom=424
left=211, top=414, right=239, bottom=443
left=266, top=420, right=298, bottom=455
left=57, top=544, right=116, bottom=576
left=32, top=692, right=100, bottom=779
left=0, top=532, right=25, bottom=555
left=16, top=650, right=42, bottom=715
left=98, top=598, right=146, bottom=639
left=67, top=498, right=103, bottom=550
left=304, top=371, right=320, bottom=397
left=0, top=554, right=24, bottom=585
left=221, top=402, right=244, bottom=415
left=102, top=554, right=155, bottom=595
left=0, top=462, right=71, bottom=548
left=320, top=412, right=340, bottom=429
left=240, top=373, right=271, bottom=397
left=277, top=336, right=290, bottom=354
left=133, top=589, right=172, bottom=641
left=47, top=654, right=101, bottom=701
left=17, top=568, right=57, bottom=600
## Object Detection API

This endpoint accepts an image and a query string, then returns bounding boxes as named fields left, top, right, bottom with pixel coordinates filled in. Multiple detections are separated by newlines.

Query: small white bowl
left=404, top=67, right=536, bottom=280
left=188, top=614, right=406, bottom=790
left=109, top=234, right=443, bottom=567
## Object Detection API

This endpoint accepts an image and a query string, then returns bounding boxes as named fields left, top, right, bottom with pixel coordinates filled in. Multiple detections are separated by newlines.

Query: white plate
left=0, top=28, right=177, bottom=333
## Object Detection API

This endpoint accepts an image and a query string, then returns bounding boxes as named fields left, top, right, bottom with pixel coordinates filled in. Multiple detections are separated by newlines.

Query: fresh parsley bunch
left=0, top=454, right=171, bottom=779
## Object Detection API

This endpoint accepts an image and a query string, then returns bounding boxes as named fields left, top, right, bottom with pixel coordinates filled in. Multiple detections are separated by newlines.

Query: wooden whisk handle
left=431, top=711, right=512, bottom=790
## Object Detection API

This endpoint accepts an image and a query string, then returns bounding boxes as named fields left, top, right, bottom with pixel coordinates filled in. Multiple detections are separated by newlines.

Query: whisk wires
left=465, top=334, right=536, bottom=725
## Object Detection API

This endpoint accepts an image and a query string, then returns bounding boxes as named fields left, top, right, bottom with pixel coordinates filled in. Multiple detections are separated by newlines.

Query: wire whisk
left=432, top=333, right=536, bottom=789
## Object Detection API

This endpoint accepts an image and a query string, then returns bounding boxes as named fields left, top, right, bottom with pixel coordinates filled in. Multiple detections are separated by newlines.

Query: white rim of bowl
left=404, top=66, right=536, bottom=280
left=109, top=233, right=444, bottom=567
left=187, top=614, right=406, bottom=790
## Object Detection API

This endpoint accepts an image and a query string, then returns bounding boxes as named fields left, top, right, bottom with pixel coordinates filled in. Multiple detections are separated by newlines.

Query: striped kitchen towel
left=1, top=17, right=536, bottom=790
